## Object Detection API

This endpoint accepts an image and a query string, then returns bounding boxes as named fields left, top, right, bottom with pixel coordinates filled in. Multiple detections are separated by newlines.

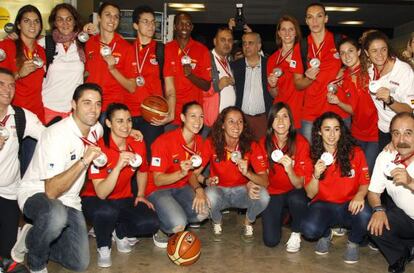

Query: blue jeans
left=147, top=186, right=208, bottom=234
left=82, top=197, right=160, bottom=248
left=23, top=193, right=89, bottom=272
left=300, top=120, right=313, bottom=142
left=357, top=140, right=379, bottom=175
left=205, top=185, right=270, bottom=223
left=262, top=189, right=309, bottom=247
left=301, top=200, right=372, bottom=244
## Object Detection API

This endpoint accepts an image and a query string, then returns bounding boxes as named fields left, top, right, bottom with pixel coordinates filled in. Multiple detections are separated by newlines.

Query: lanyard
left=215, top=55, right=232, bottom=77
left=79, top=131, right=98, bottom=147
left=275, top=47, right=293, bottom=66
left=100, top=41, right=117, bottom=53
left=0, top=114, right=10, bottom=127
left=135, top=42, right=150, bottom=76
left=329, top=66, right=361, bottom=86
left=272, top=135, right=288, bottom=153
left=372, top=60, right=388, bottom=81
left=311, top=39, right=326, bottom=60
left=393, top=152, right=414, bottom=168
left=182, top=141, right=197, bottom=157
left=23, top=47, right=37, bottom=60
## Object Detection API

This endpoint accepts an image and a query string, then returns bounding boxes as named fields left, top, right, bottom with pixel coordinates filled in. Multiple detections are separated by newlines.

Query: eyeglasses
left=139, top=19, right=156, bottom=26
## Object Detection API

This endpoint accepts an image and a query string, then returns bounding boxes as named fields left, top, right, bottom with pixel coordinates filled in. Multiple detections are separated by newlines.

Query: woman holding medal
left=146, top=101, right=209, bottom=247
left=81, top=103, right=159, bottom=268
left=326, top=38, right=378, bottom=173
left=259, top=103, right=311, bottom=251
left=267, top=15, right=303, bottom=129
left=84, top=2, right=136, bottom=120
left=197, top=106, right=269, bottom=243
left=362, top=30, right=414, bottom=151
left=301, top=112, right=371, bottom=264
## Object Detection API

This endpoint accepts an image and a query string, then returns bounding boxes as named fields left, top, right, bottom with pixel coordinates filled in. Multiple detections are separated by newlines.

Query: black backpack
left=12, top=105, right=26, bottom=146
left=44, top=34, right=57, bottom=71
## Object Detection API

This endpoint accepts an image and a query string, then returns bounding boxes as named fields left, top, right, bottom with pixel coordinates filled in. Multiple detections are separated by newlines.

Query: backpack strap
left=155, top=41, right=164, bottom=80
left=45, top=34, right=56, bottom=70
left=300, top=37, right=309, bottom=72
left=210, top=51, right=221, bottom=92
left=12, top=105, right=26, bottom=146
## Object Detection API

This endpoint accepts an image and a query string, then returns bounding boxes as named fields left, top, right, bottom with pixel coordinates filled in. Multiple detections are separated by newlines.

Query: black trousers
left=0, top=197, right=20, bottom=258
left=371, top=204, right=414, bottom=265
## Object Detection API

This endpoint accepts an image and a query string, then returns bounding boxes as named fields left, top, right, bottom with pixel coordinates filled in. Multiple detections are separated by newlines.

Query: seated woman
left=81, top=103, right=159, bottom=268
left=259, top=102, right=311, bottom=252
left=195, top=106, right=269, bottom=243
left=301, top=112, right=371, bottom=264
left=146, top=101, right=209, bottom=248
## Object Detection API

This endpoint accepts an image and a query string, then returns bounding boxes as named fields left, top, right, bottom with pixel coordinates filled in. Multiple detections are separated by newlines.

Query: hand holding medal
left=129, top=153, right=143, bottom=168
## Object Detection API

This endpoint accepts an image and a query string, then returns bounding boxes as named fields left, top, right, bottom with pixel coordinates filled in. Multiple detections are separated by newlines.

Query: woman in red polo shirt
left=326, top=38, right=378, bottom=173
left=146, top=101, right=208, bottom=248
left=84, top=2, right=135, bottom=120
left=81, top=103, right=159, bottom=268
left=197, top=106, right=269, bottom=243
left=301, top=112, right=371, bottom=264
left=0, top=5, right=45, bottom=123
left=259, top=102, right=311, bottom=252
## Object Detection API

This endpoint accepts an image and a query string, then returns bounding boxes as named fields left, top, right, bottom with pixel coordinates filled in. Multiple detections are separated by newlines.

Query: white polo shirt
left=39, top=38, right=84, bottom=113
left=369, top=150, right=414, bottom=220
left=369, top=58, right=414, bottom=133
left=17, top=115, right=103, bottom=211
left=211, top=49, right=236, bottom=112
left=0, top=105, right=44, bottom=200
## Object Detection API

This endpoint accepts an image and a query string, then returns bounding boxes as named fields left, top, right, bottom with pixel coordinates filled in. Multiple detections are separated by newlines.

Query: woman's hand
left=134, top=196, right=155, bottom=210
left=348, top=197, right=365, bottom=215
left=313, top=159, right=327, bottom=179
left=18, top=60, right=38, bottom=78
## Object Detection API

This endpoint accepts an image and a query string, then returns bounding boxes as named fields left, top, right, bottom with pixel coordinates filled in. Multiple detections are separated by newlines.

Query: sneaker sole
left=315, top=250, right=329, bottom=255
left=97, top=262, right=112, bottom=268
left=153, top=237, right=168, bottom=249
left=116, top=247, right=132, bottom=253
left=286, top=247, right=300, bottom=253
left=344, top=259, right=359, bottom=264
left=11, top=224, right=32, bottom=263
left=368, top=244, right=379, bottom=251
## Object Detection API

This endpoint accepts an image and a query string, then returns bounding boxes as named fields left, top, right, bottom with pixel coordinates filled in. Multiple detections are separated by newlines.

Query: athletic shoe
left=152, top=230, right=168, bottom=249
left=286, top=232, right=301, bottom=253
left=112, top=231, right=132, bottom=253
left=344, top=241, right=359, bottom=264
left=88, top=227, right=96, bottom=238
left=332, top=227, right=347, bottom=237
left=97, top=247, right=111, bottom=268
left=212, top=223, right=223, bottom=242
left=189, top=223, right=201, bottom=228
left=241, top=224, right=254, bottom=243
left=11, top=224, right=32, bottom=263
left=30, top=268, right=48, bottom=273
left=368, top=242, right=379, bottom=251
left=127, top=237, right=139, bottom=246
left=315, top=232, right=332, bottom=255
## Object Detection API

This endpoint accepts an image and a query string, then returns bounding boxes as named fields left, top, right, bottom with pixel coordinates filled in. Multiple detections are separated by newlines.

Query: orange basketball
left=167, top=231, right=201, bottom=266
left=140, top=96, right=169, bottom=122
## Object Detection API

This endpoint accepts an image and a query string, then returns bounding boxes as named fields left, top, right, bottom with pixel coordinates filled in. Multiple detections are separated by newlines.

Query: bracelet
left=372, top=205, right=386, bottom=213
left=312, top=173, right=320, bottom=180
left=80, top=157, right=89, bottom=169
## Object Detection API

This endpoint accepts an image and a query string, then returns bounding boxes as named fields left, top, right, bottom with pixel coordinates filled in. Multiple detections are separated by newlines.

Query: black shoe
left=388, top=256, right=408, bottom=273
left=408, top=246, right=414, bottom=263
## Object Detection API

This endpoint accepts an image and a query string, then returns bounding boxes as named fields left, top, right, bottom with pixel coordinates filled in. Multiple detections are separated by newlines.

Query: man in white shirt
left=0, top=68, right=44, bottom=260
left=368, top=112, right=414, bottom=273
left=12, top=83, right=103, bottom=273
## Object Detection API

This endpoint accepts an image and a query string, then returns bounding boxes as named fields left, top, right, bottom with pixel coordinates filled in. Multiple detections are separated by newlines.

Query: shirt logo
left=47, top=163, right=55, bottom=170
left=173, top=158, right=179, bottom=163
left=150, top=58, right=158, bottom=65
left=348, top=169, right=355, bottom=178
left=71, top=154, right=76, bottom=161
left=333, top=52, right=340, bottom=59
left=151, top=157, right=161, bottom=167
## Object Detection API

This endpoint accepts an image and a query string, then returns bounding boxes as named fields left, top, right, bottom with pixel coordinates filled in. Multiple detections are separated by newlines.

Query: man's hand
left=192, top=188, right=211, bottom=214
left=218, top=76, right=235, bottom=90
left=367, top=211, right=390, bottom=236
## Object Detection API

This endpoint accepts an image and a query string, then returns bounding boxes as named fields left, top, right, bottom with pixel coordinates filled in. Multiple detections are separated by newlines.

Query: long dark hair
left=103, top=103, right=130, bottom=147
left=338, top=37, right=368, bottom=88
left=14, top=5, right=43, bottom=69
left=265, top=103, right=297, bottom=168
left=311, top=112, right=358, bottom=179
left=211, top=106, right=253, bottom=161
left=275, top=15, right=302, bottom=49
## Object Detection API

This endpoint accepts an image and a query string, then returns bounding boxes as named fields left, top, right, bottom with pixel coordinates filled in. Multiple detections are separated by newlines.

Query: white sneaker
left=286, top=232, right=301, bottom=253
left=212, top=223, right=223, bottom=242
left=88, top=227, right=96, bottom=238
left=112, top=231, right=132, bottom=253
left=152, top=230, right=168, bottom=248
left=11, top=224, right=32, bottom=263
left=332, top=227, right=347, bottom=237
left=127, top=237, right=139, bottom=246
left=30, top=268, right=48, bottom=273
left=97, top=246, right=112, bottom=268
left=241, top=224, right=254, bottom=243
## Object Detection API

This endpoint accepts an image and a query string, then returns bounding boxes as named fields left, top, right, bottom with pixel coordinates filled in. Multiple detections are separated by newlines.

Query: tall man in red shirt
left=292, top=3, right=342, bottom=141
left=164, top=12, right=211, bottom=129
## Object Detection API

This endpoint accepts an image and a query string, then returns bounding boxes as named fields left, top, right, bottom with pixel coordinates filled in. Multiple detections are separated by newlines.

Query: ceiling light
left=326, top=6, right=359, bottom=12
left=168, top=3, right=205, bottom=9
left=338, top=20, right=364, bottom=25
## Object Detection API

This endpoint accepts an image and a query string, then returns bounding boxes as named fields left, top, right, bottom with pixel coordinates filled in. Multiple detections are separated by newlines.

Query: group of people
left=0, top=1, right=414, bottom=273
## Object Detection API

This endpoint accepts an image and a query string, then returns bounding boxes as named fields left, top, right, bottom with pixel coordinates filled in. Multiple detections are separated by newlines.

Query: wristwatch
left=386, top=96, right=395, bottom=106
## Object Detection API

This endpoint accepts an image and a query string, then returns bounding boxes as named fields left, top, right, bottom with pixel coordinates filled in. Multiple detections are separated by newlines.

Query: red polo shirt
left=202, top=138, right=268, bottom=187
left=85, top=33, right=135, bottom=111
left=259, top=134, right=312, bottom=195
left=292, top=31, right=342, bottom=121
left=267, top=43, right=304, bottom=129
left=125, top=39, right=163, bottom=117
left=164, top=39, right=211, bottom=125
left=146, top=128, right=204, bottom=195
left=305, top=147, right=370, bottom=204
left=0, top=39, right=46, bottom=123
left=83, top=136, right=148, bottom=200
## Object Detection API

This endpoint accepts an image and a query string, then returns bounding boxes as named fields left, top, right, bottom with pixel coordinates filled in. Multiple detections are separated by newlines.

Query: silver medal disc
left=369, top=80, right=381, bottom=94
left=327, top=83, right=338, bottom=94
left=320, top=152, right=334, bottom=166
left=181, top=55, right=192, bottom=65
left=0, top=127, right=10, bottom=140
left=4, top=23, right=15, bottom=34
left=100, top=46, right=112, bottom=57
left=0, top=49, right=6, bottom=62
left=271, top=149, right=284, bottom=163
left=93, top=153, right=108, bottom=167
left=309, top=58, right=321, bottom=68
left=32, top=56, right=44, bottom=68
left=136, top=76, right=145, bottom=87
left=230, top=151, right=242, bottom=163
left=273, top=68, right=283, bottom=77
left=129, top=154, right=143, bottom=168
left=190, top=154, right=202, bottom=168
left=77, top=31, right=90, bottom=43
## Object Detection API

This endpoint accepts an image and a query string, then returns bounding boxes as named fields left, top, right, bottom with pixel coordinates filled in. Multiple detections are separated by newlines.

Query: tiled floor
left=46, top=211, right=404, bottom=273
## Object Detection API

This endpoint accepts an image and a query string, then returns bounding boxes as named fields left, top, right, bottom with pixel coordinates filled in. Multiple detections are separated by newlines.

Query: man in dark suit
left=231, top=32, right=272, bottom=140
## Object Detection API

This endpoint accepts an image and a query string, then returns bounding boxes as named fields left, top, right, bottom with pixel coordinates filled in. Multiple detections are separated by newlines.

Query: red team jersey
left=259, top=134, right=312, bottom=195
left=164, top=39, right=211, bottom=125
left=0, top=39, right=46, bottom=123
left=202, top=138, right=268, bottom=188
left=85, top=33, right=135, bottom=111
left=83, top=136, right=149, bottom=200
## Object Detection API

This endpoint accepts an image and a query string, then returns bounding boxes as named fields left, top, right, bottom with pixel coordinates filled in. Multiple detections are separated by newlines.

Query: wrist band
left=80, top=157, right=89, bottom=169
left=312, top=173, right=320, bottom=180
left=372, top=205, right=386, bottom=213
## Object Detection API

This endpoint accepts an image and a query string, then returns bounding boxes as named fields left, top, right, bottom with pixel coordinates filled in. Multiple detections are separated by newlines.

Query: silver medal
left=181, top=55, right=192, bottom=65
left=271, top=149, right=284, bottom=163
left=135, top=76, right=145, bottom=87
left=100, top=45, right=112, bottom=57
left=4, top=23, right=15, bottom=34
left=0, top=127, right=10, bottom=140
left=369, top=80, right=380, bottom=94
left=309, top=58, right=320, bottom=68
left=129, top=154, right=143, bottom=168
left=230, top=151, right=242, bottom=163
left=77, top=31, right=90, bottom=43
left=93, top=153, right=108, bottom=167
left=32, top=56, right=44, bottom=68
left=273, top=68, right=283, bottom=77
left=0, top=49, right=6, bottom=62
left=190, top=154, right=202, bottom=168
left=327, top=83, right=338, bottom=94
left=320, top=152, right=334, bottom=166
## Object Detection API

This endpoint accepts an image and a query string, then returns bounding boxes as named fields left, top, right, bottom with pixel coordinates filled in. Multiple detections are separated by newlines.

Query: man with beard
left=368, top=112, right=414, bottom=273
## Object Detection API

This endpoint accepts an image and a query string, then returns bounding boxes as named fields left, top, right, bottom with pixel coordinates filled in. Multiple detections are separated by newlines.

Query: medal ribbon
left=393, top=152, right=414, bottom=168
left=79, top=130, right=98, bottom=147
left=372, top=60, right=388, bottom=81
left=182, top=141, right=198, bottom=158
left=0, top=114, right=10, bottom=127
left=99, top=41, right=117, bottom=54
left=214, top=55, right=232, bottom=77
left=135, top=42, right=151, bottom=76
left=272, top=135, right=288, bottom=153
left=276, top=47, right=293, bottom=66
left=311, top=39, right=326, bottom=60
left=23, top=47, right=38, bottom=61
left=225, top=143, right=240, bottom=160
left=329, top=66, right=361, bottom=87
